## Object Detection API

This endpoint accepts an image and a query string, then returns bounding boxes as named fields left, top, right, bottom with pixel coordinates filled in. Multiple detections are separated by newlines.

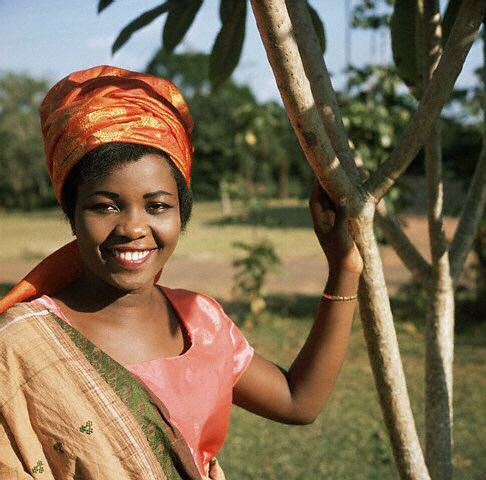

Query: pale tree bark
left=422, top=3, right=454, bottom=479
left=285, top=0, right=360, bottom=184
left=250, top=1, right=430, bottom=478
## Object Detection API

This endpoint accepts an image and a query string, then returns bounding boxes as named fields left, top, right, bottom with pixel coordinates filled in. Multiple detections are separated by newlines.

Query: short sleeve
left=209, top=299, right=253, bottom=386
left=227, top=318, right=254, bottom=386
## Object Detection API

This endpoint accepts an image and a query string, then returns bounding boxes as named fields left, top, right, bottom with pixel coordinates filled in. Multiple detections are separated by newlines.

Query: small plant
left=232, top=240, right=280, bottom=320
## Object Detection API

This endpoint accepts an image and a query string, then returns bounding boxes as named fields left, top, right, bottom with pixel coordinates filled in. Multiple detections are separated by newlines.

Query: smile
left=110, top=249, right=156, bottom=268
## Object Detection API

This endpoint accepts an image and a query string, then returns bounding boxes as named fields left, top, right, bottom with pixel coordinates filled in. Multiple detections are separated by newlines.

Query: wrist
left=325, top=269, right=360, bottom=297
left=325, top=248, right=363, bottom=275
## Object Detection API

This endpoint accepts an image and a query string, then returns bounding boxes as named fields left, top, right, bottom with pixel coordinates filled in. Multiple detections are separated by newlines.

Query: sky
left=0, top=0, right=482, bottom=103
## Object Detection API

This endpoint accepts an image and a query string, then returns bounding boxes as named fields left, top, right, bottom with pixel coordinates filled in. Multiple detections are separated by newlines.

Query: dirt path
left=1, top=214, right=466, bottom=300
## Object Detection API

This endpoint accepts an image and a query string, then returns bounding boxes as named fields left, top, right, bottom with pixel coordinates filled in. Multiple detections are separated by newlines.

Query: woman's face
left=73, top=153, right=181, bottom=294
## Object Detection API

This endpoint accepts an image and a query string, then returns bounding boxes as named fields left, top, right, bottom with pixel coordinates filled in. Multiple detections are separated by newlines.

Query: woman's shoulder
left=161, top=286, right=225, bottom=310
left=0, top=300, right=49, bottom=328
left=161, top=286, right=233, bottom=329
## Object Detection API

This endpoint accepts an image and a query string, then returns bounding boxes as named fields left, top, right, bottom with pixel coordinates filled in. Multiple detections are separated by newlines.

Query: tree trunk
left=352, top=212, right=431, bottom=480
left=422, top=4, right=454, bottom=477
left=424, top=118, right=455, bottom=480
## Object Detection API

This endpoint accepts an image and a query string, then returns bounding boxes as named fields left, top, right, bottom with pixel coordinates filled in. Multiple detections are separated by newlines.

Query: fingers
left=333, top=195, right=348, bottom=229
left=309, top=181, right=332, bottom=211
left=309, top=181, right=349, bottom=232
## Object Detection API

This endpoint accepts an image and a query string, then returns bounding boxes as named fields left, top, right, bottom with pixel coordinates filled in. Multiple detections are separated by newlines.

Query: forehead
left=79, top=154, right=177, bottom=194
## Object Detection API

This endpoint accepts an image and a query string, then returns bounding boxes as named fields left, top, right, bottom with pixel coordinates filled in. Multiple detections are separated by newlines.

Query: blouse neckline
left=36, top=285, right=194, bottom=366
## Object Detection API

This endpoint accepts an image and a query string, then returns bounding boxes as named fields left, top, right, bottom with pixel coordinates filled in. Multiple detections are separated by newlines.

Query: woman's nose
left=113, top=209, right=148, bottom=239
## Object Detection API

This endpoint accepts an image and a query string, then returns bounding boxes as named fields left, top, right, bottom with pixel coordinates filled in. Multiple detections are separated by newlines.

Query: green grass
left=218, top=310, right=486, bottom=479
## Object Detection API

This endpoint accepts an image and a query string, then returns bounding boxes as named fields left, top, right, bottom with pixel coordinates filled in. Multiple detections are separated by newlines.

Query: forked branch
left=375, top=202, right=432, bottom=288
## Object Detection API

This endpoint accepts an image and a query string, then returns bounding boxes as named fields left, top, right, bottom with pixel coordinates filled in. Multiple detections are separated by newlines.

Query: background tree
left=0, top=73, right=53, bottom=209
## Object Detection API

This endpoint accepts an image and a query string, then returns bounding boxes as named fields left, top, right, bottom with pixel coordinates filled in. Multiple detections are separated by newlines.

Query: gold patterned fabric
left=39, top=65, right=194, bottom=201
left=0, top=302, right=204, bottom=479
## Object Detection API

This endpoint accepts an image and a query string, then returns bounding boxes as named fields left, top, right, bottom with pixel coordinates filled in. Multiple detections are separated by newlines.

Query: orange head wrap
left=40, top=64, right=194, bottom=202
left=0, top=65, right=193, bottom=314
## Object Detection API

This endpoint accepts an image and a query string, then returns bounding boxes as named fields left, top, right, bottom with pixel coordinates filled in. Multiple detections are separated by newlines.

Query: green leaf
left=209, top=0, right=247, bottom=90
left=112, top=3, right=169, bottom=54
left=163, top=0, right=203, bottom=54
left=98, top=0, right=115, bottom=14
left=442, top=0, right=462, bottom=46
left=308, top=3, right=326, bottom=54
left=390, top=0, right=424, bottom=98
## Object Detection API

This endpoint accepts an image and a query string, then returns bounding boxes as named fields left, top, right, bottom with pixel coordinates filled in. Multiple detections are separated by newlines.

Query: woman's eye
left=147, top=202, right=172, bottom=213
left=90, top=203, right=118, bottom=213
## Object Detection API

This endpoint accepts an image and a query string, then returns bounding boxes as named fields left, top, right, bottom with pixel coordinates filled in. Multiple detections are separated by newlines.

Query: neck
left=56, top=271, right=164, bottom=316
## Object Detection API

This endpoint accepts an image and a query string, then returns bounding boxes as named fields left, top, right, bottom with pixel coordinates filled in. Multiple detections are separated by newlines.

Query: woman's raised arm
left=233, top=183, right=363, bottom=424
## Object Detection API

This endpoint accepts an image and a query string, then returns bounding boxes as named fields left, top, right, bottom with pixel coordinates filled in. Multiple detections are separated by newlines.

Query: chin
left=103, top=272, right=156, bottom=294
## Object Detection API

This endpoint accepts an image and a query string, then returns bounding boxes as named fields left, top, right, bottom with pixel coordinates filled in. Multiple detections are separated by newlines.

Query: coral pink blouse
left=33, top=287, right=254, bottom=476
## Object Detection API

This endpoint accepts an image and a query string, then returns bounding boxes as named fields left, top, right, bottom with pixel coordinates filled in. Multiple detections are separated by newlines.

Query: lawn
left=0, top=204, right=484, bottom=479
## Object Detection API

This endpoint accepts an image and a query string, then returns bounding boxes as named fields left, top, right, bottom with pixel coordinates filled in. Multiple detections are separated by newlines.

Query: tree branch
left=449, top=138, right=486, bottom=283
left=375, top=202, right=432, bottom=288
left=450, top=25, right=486, bottom=283
left=250, top=0, right=361, bottom=210
left=421, top=3, right=455, bottom=479
left=365, top=0, right=486, bottom=202
left=284, top=0, right=362, bottom=184
left=353, top=215, right=431, bottom=480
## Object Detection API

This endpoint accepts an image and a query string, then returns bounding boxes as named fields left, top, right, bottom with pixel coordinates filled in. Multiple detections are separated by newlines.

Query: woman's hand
left=309, top=182, right=363, bottom=275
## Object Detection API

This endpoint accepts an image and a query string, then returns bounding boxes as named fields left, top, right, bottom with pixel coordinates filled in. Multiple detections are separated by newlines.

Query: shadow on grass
left=219, top=293, right=320, bottom=325
left=206, top=205, right=312, bottom=229
left=390, top=280, right=486, bottom=337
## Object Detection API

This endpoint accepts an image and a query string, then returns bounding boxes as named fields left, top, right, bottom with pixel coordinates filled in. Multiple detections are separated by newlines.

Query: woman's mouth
left=110, top=249, right=156, bottom=268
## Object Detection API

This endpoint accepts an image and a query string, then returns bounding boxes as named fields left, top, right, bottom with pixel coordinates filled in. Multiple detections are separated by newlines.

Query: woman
left=0, top=65, right=363, bottom=479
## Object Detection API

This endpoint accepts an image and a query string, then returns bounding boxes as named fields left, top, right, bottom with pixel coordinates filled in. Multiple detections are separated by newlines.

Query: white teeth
left=114, top=250, right=151, bottom=261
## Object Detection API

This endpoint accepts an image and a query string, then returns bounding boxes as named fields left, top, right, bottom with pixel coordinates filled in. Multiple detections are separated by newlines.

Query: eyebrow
left=143, top=190, right=174, bottom=198
left=87, top=191, right=119, bottom=199
left=87, top=190, right=174, bottom=199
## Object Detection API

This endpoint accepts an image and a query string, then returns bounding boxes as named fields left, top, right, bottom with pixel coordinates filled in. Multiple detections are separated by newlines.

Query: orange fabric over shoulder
left=0, top=65, right=193, bottom=314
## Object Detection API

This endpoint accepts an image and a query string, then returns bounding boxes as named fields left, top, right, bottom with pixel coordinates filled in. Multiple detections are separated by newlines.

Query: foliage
left=99, top=0, right=325, bottom=89
left=351, top=0, right=392, bottom=30
left=390, top=0, right=424, bottom=97
left=147, top=50, right=310, bottom=200
left=0, top=73, right=54, bottom=209
left=232, top=240, right=280, bottom=319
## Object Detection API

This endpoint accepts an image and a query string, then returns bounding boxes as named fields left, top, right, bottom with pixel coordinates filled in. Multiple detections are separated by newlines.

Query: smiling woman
left=0, top=65, right=362, bottom=480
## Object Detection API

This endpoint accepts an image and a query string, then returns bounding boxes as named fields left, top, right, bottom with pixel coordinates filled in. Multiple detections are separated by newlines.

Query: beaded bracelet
left=322, top=292, right=358, bottom=302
